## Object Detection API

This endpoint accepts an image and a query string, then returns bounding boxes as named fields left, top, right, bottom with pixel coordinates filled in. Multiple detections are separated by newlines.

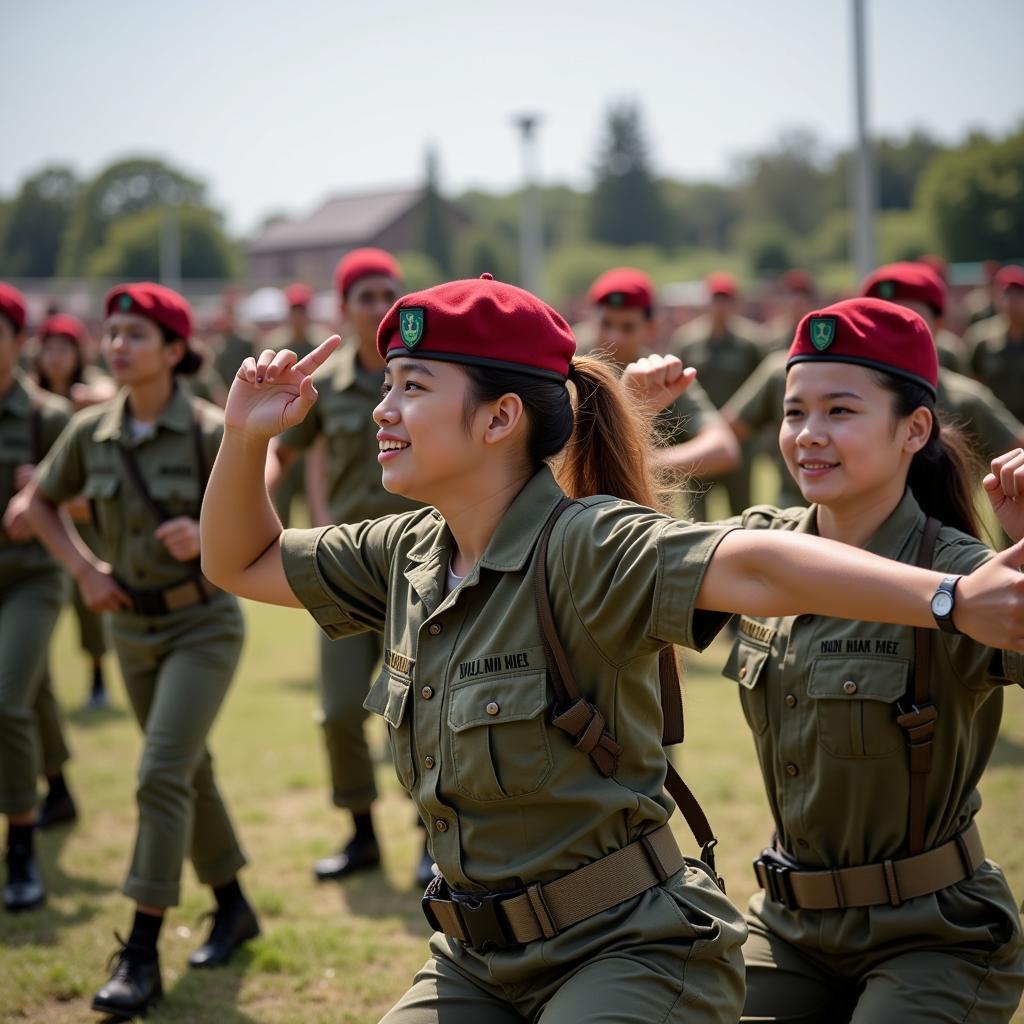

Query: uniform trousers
left=110, top=595, right=246, bottom=907
left=0, top=563, right=67, bottom=815
left=33, top=670, right=71, bottom=778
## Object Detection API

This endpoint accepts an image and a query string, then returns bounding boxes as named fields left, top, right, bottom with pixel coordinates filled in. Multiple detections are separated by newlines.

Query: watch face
left=932, top=591, right=954, bottom=618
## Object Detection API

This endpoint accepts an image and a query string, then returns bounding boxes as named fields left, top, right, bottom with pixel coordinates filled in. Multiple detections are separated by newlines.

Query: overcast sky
left=3, top=0, right=1021, bottom=235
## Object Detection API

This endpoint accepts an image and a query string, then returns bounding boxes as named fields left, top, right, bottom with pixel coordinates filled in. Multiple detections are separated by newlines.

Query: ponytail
left=872, top=370, right=983, bottom=539
left=461, top=353, right=663, bottom=508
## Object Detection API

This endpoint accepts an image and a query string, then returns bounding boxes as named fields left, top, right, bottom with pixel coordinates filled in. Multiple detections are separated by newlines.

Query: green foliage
left=418, top=148, right=452, bottom=275
left=0, top=166, right=79, bottom=277
left=84, top=204, right=239, bottom=279
left=59, top=157, right=205, bottom=276
left=394, top=250, right=444, bottom=292
left=917, top=131, right=1024, bottom=261
left=589, top=103, right=669, bottom=248
left=735, top=221, right=796, bottom=275
left=809, top=209, right=934, bottom=267
left=453, top=227, right=515, bottom=282
left=661, top=180, right=742, bottom=250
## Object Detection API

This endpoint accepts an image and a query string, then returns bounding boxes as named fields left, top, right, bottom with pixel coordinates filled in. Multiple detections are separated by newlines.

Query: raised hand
left=983, top=448, right=1024, bottom=544
left=956, top=535, right=1024, bottom=651
left=154, top=516, right=201, bottom=562
left=621, top=354, right=697, bottom=416
left=224, top=335, right=342, bottom=441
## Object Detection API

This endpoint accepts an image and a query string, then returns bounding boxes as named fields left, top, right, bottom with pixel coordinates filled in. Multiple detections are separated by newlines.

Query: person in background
left=760, top=270, right=819, bottom=355
left=963, top=259, right=1001, bottom=327
left=966, top=266, right=1024, bottom=424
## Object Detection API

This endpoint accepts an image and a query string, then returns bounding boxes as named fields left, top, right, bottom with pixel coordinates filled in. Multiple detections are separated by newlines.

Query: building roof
left=247, top=187, right=424, bottom=254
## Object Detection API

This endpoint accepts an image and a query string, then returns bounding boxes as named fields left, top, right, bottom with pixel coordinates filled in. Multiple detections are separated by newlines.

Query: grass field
left=2, top=590, right=1023, bottom=1023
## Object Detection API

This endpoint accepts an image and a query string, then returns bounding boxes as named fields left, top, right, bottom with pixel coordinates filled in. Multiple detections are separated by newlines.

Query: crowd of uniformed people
left=1, top=248, right=1023, bottom=1022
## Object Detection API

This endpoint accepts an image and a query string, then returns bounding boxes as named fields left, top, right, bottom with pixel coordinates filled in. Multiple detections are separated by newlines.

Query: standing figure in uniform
left=641, top=299, right=1024, bottom=1022
left=201, top=275, right=1024, bottom=1024
left=670, top=271, right=764, bottom=519
left=0, top=284, right=73, bottom=913
left=761, top=270, right=819, bottom=355
left=265, top=250, right=435, bottom=885
left=966, top=266, right=1024, bottom=424
left=25, top=284, right=259, bottom=1020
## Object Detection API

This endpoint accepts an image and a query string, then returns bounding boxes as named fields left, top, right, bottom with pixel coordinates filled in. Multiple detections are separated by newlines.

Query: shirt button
left=784, top=694, right=797, bottom=708
left=434, top=819, right=448, bottom=833
left=843, top=680, right=858, bottom=695
left=785, top=763, right=800, bottom=777
left=739, top=665, right=748, bottom=681
left=424, top=756, right=435, bottom=769
left=428, top=622, right=443, bottom=636
left=485, top=701, right=500, bottom=716
left=420, top=686, right=434, bottom=700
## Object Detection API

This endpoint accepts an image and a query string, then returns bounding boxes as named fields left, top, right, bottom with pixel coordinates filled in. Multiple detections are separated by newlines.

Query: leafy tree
left=85, top=205, right=239, bottom=280
left=735, top=222, right=796, bottom=275
left=0, top=166, right=79, bottom=277
left=917, top=131, right=1024, bottom=261
left=394, top=250, right=444, bottom=293
left=662, top=181, right=742, bottom=250
left=418, top=147, right=452, bottom=275
left=59, top=158, right=205, bottom=276
left=454, top=227, right=515, bottom=282
left=589, top=103, right=668, bottom=247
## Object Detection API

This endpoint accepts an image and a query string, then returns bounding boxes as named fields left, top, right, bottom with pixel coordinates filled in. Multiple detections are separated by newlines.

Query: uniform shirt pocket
left=807, top=655, right=908, bottom=758
left=147, top=473, right=201, bottom=518
left=364, top=666, right=415, bottom=790
left=447, top=670, right=552, bottom=802
left=723, top=635, right=771, bottom=735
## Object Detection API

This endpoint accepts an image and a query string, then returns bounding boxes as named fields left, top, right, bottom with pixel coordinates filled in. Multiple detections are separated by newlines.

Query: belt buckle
left=132, top=589, right=167, bottom=616
left=450, top=889, right=519, bottom=952
left=754, top=851, right=798, bottom=911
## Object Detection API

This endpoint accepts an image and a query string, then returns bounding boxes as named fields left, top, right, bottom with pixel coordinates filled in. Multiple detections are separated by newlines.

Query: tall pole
left=851, top=0, right=876, bottom=281
left=159, top=178, right=182, bottom=290
left=515, top=114, right=544, bottom=296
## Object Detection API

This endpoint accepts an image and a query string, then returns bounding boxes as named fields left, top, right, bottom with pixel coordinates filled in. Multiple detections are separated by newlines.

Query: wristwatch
left=930, top=575, right=962, bottom=634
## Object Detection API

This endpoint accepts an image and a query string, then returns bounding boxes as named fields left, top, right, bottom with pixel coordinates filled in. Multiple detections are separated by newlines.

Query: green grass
left=1, top=590, right=1022, bottom=1023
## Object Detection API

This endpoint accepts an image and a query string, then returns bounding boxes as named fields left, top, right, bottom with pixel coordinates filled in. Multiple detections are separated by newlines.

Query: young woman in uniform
left=33, top=314, right=111, bottom=714
left=0, top=284, right=73, bottom=913
left=200, top=276, right=1024, bottom=1024
left=633, top=298, right=1024, bottom=1022
left=25, top=284, right=259, bottom=1020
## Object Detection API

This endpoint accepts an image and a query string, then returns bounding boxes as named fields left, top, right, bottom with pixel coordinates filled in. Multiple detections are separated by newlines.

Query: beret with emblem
left=40, top=313, right=87, bottom=346
left=588, top=268, right=655, bottom=310
left=334, top=248, right=402, bottom=299
left=995, top=265, right=1024, bottom=293
left=705, top=271, right=738, bottom=298
left=0, top=282, right=27, bottom=333
left=860, top=261, right=945, bottom=316
left=105, top=282, right=202, bottom=375
left=378, top=274, right=576, bottom=381
left=788, top=297, right=938, bottom=399
left=284, top=282, right=313, bottom=309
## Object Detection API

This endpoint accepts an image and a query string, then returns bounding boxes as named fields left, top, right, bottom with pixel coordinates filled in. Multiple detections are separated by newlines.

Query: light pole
left=851, top=0, right=876, bottom=281
left=514, top=114, right=544, bottom=296
left=159, top=177, right=182, bottom=290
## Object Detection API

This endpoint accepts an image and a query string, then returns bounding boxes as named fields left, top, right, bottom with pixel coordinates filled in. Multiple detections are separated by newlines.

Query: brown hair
left=462, top=353, right=663, bottom=508
left=872, top=370, right=982, bottom=539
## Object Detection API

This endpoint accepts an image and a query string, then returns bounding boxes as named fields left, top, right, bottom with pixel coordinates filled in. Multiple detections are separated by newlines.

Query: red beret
left=105, top=282, right=193, bottom=341
left=995, top=265, right=1024, bottom=293
left=788, top=297, right=937, bottom=398
left=334, top=248, right=402, bottom=299
left=860, top=261, right=946, bottom=316
left=378, top=274, right=575, bottom=381
left=588, top=268, right=654, bottom=310
left=705, top=271, right=737, bottom=298
left=0, top=283, right=27, bottom=333
left=781, top=269, right=815, bottom=295
left=40, top=313, right=87, bottom=346
left=284, top=283, right=313, bottom=309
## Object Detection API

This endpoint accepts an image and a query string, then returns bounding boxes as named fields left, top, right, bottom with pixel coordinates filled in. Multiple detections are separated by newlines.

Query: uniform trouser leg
left=117, top=624, right=246, bottom=907
left=33, top=667, right=71, bottom=778
left=319, top=630, right=381, bottom=811
left=0, top=568, right=66, bottom=816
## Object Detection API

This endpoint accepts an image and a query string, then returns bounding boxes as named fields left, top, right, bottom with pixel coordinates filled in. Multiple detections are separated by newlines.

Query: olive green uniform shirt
left=280, top=465, right=735, bottom=893
left=264, top=323, right=333, bottom=361
left=669, top=315, right=764, bottom=410
left=212, top=328, right=258, bottom=390
left=35, top=383, right=227, bottom=592
left=966, top=317, right=1024, bottom=423
left=934, top=327, right=968, bottom=374
left=277, top=340, right=419, bottom=524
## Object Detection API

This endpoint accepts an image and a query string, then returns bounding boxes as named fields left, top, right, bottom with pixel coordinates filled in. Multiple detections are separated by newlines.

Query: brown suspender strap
left=28, top=405, right=45, bottom=466
left=896, top=516, right=942, bottom=856
left=531, top=498, right=720, bottom=879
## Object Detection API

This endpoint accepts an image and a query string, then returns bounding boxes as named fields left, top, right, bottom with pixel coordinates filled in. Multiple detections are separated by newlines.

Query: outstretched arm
left=200, top=336, right=341, bottom=606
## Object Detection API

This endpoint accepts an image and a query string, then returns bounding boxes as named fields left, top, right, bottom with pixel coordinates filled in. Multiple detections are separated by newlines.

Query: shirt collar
left=92, top=381, right=193, bottom=444
left=802, top=488, right=926, bottom=556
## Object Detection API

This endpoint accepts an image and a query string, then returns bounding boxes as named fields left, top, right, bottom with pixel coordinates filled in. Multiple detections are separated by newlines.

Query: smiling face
left=101, top=313, right=184, bottom=387
left=780, top=361, right=931, bottom=512
left=373, top=357, right=526, bottom=506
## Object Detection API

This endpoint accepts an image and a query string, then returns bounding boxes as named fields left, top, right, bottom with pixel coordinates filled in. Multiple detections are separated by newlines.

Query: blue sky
left=3, top=0, right=1021, bottom=234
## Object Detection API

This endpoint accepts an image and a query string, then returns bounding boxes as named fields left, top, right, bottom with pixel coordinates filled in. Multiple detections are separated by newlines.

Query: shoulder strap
left=532, top=498, right=720, bottom=881
left=114, top=441, right=171, bottom=524
left=897, top=515, right=942, bottom=856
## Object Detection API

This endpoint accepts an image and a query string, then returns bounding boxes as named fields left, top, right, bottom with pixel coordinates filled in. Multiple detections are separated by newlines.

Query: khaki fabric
left=722, top=492, right=1024, bottom=1021
left=935, top=327, right=968, bottom=375
left=68, top=519, right=108, bottom=658
left=264, top=323, right=332, bottom=361
left=34, top=667, right=71, bottom=778
left=211, top=328, right=257, bottom=390
left=966, top=317, right=1024, bottom=422
left=281, top=466, right=744, bottom=1016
